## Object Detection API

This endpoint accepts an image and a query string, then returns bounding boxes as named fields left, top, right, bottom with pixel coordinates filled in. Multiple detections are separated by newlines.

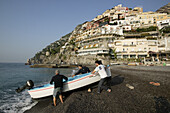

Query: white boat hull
left=28, top=73, right=100, bottom=99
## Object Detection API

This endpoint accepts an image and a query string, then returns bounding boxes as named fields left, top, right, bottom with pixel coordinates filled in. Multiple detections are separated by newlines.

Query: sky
left=0, top=0, right=169, bottom=63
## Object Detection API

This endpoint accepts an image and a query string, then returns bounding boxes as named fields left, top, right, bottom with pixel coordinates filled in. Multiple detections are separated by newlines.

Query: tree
left=109, top=48, right=117, bottom=59
left=112, top=48, right=117, bottom=59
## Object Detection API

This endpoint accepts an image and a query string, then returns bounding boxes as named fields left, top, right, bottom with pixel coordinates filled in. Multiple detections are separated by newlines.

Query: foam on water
left=0, top=63, right=73, bottom=113
left=0, top=90, right=38, bottom=113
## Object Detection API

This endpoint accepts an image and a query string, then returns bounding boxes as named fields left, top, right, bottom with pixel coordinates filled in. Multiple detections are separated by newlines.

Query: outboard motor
left=26, top=80, right=34, bottom=89
left=16, top=80, right=34, bottom=93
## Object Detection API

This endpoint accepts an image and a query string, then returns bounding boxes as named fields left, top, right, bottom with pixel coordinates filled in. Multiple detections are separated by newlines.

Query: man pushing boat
left=72, top=65, right=92, bottom=92
left=50, top=70, right=68, bottom=106
left=72, top=65, right=91, bottom=77
left=92, top=60, right=111, bottom=93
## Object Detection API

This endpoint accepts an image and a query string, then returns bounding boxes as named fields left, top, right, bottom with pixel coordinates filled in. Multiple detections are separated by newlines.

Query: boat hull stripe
left=28, top=74, right=94, bottom=93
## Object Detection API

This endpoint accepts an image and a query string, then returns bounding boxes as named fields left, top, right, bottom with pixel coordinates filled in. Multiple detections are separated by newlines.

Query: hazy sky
left=0, top=0, right=169, bottom=63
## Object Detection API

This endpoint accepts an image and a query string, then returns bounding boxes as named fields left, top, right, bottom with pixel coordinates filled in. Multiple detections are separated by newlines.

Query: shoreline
left=30, top=64, right=77, bottom=68
left=25, top=65, right=170, bottom=113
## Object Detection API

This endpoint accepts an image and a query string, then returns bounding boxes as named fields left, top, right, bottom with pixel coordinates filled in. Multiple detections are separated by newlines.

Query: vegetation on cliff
left=156, top=3, right=170, bottom=14
left=30, top=3, right=170, bottom=64
left=31, top=32, right=72, bottom=64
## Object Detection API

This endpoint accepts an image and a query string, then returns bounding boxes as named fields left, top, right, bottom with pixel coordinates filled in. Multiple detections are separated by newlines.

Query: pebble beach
left=25, top=65, right=170, bottom=113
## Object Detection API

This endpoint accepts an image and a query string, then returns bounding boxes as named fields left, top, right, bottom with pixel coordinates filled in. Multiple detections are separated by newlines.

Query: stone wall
left=68, top=54, right=110, bottom=65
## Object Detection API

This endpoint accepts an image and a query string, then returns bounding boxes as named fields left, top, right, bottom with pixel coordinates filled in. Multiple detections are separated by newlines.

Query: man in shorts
left=50, top=70, right=68, bottom=106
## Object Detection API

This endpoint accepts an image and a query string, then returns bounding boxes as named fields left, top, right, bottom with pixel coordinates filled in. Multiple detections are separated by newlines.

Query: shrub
left=125, top=26, right=157, bottom=33
left=63, top=55, right=67, bottom=60
left=51, top=49, right=57, bottom=55
left=59, top=54, right=62, bottom=59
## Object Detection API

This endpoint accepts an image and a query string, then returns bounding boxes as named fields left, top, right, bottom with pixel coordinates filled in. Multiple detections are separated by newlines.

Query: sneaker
left=88, top=88, right=92, bottom=93
left=107, top=89, right=111, bottom=93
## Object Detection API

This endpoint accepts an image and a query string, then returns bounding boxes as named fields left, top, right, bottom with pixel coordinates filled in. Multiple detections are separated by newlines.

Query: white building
left=100, top=25, right=123, bottom=35
left=114, top=38, right=158, bottom=59
left=78, top=48, right=109, bottom=56
left=157, top=19, right=170, bottom=29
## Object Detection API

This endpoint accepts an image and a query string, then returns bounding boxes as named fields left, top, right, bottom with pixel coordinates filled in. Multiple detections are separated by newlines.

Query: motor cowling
left=16, top=80, right=34, bottom=93
left=26, top=80, right=34, bottom=89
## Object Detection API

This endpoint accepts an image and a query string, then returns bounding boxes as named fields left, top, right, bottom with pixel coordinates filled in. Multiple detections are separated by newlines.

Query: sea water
left=0, top=63, right=73, bottom=113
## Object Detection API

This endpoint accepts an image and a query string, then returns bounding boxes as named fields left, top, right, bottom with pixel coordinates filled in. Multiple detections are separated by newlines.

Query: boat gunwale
left=28, top=72, right=94, bottom=91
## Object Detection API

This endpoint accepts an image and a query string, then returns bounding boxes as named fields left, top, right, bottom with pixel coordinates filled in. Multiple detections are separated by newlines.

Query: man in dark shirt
left=50, top=70, right=68, bottom=106
left=72, top=65, right=92, bottom=92
left=72, top=65, right=90, bottom=77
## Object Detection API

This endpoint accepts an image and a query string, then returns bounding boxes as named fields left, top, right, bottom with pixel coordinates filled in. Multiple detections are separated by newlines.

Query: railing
left=123, top=44, right=136, bottom=46
left=115, top=44, right=122, bottom=46
left=130, top=51, right=136, bottom=53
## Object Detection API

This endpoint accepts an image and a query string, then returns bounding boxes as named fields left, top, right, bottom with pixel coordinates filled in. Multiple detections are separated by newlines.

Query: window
left=116, top=49, right=119, bottom=52
left=131, top=48, right=134, bottom=51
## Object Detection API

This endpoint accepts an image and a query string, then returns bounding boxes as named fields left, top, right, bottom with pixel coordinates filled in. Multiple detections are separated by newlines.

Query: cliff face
left=30, top=21, right=110, bottom=65
left=156, top=3, right=170, bottom=14
left=30, top=3, right=170, bottom=65
left=30, top=32, right=72, bottom=64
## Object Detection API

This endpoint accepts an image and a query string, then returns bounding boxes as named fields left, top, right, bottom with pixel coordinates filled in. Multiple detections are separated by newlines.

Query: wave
left=0, top=90, right=38, bottom=113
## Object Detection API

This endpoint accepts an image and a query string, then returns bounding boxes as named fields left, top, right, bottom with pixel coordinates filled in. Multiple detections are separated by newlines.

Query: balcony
left=115, top=51, right=127, bottom=53
left=130, top=51, right=137, bottom=53
left=137, top=51, right=147, bottom=53
left=78, top=48, right=109, bottom=56
left=129, top=44, right=136, bottom=46
left=123, top=44, right=136, bottom=47
left=123, top=44, right=128, bottom=46
left=115, top=44, right=122, bottom=46
left=148, top=44, right=157, bottom=46
left=158, top=44, right=165, bottom=47
left=122, top=51, right=127, bottom=53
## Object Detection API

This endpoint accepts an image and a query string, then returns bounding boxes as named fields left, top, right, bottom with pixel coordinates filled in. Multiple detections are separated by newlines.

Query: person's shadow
left=110, top=75, right=124, bottom=86
left=154, top=96, right=170, bottom=113
left=89, top=75, right=124, bottom=89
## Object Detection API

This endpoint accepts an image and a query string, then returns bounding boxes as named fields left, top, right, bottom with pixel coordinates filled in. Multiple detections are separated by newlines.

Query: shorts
left=53, top=87, right=62, bottom=97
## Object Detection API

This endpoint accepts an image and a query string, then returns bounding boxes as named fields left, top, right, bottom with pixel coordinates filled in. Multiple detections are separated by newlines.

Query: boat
left=28, top=73, right=100, bottom=99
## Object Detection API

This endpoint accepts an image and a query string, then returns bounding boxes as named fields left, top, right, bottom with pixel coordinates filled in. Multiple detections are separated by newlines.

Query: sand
left=25, top=65, right=170, bottom=113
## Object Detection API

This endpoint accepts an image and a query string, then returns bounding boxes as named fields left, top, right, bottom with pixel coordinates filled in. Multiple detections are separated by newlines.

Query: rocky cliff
left=30, top=3, right=170, bottom=65
left=30, top=32, right=72, bottom=64
left=156, top=3, right=170, bottom=14
left=30, top=20, right=110, bottom=65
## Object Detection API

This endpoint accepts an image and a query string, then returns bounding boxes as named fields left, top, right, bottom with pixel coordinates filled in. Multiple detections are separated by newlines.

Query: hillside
left=156, top=3, right=170, bottom=14
left=29, top=4, right=170, bottom=65
left=30, top=32, right=72, bottom=64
